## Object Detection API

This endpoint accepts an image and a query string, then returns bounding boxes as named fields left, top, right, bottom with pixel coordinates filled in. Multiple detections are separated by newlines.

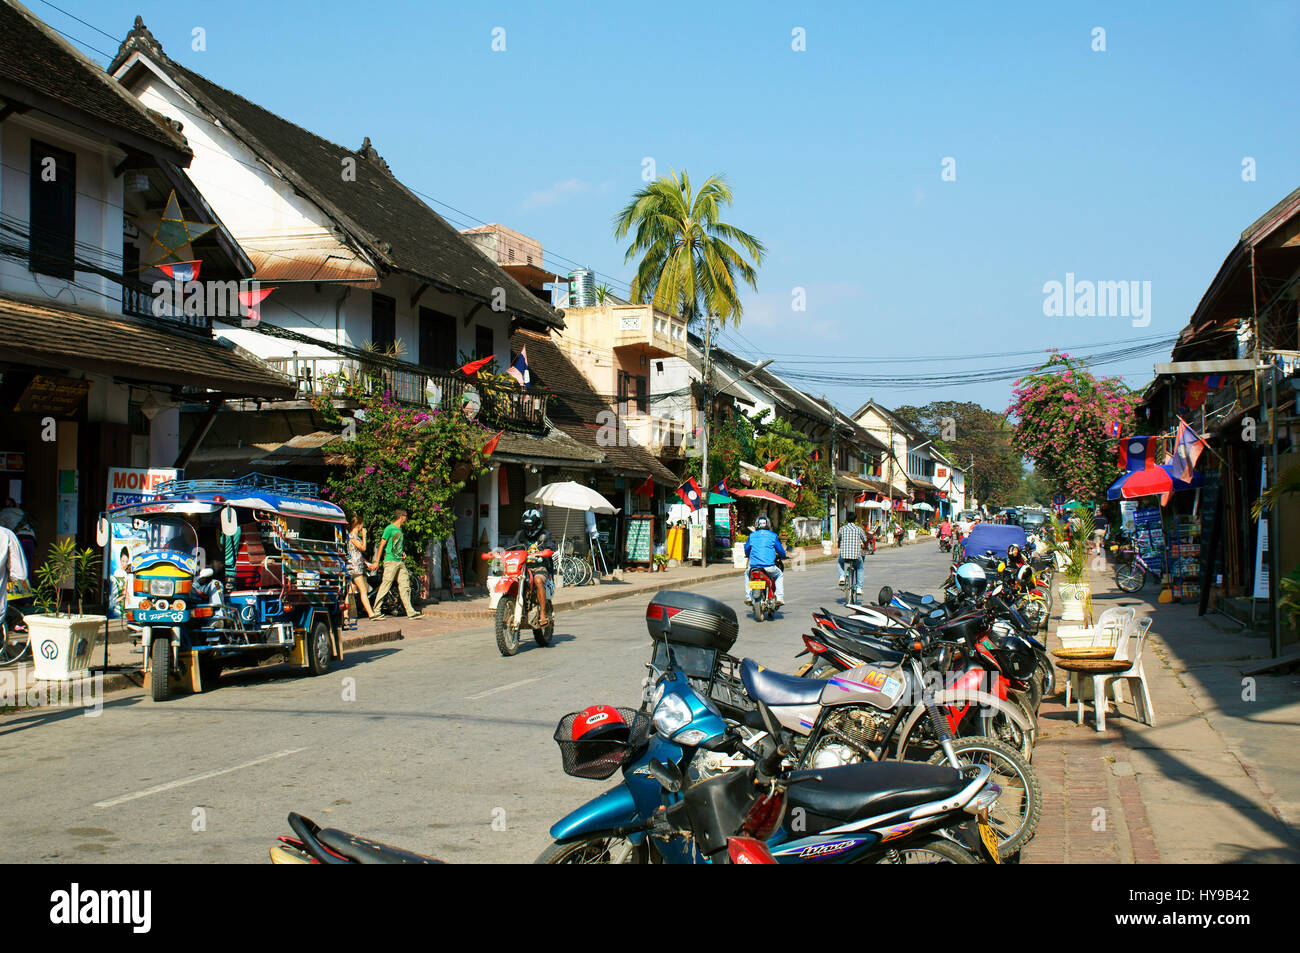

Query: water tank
left=568, top=268, right=595, bottom=308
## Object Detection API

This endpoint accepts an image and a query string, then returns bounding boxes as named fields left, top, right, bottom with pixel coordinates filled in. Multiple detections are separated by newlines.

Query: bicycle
left=557, top=536, right=592, bottom=588
left=839, top=557, right=862, bottom=602
left=1113, top=545, right=1157, bottom=593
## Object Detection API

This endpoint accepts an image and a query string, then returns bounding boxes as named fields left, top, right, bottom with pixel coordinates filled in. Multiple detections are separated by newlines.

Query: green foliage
left=1051, top=508, right=1093, bottom=585
left=613, top=169, right=766, bottom=327
left=892, top=400, right=1024, bottom=507
left=1279, top=568, right=1300, bottom=634
left=322, top=389, right=492, bottom=570
left=33, top=539, right=101, bottom=617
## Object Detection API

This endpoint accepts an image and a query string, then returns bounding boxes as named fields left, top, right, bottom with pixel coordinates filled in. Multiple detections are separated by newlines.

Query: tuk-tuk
left=105, top=473, right=348, bottom=701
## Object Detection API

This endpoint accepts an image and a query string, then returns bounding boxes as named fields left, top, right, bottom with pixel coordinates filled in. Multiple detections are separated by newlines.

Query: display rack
left=1170, top=515, right=1202, bottom=603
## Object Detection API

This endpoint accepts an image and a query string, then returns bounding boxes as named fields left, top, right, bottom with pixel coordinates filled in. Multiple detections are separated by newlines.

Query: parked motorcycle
left=483, top=547, right=554, bottom=656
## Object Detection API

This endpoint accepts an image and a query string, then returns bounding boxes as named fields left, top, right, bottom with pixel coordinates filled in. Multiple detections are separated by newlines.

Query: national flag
left=459, top=355, right=494, bottom=376
left=634, top=475, right=655, bottom=497
left=811, top=448, right=822, bottom=462
left=158, top=260, right=201, bottom=282
left=1171, top=417, right=1206, bottom=484
left=762, top=457, right=782, bottom=472
left=713, top=477, right=730, bottom=496
left=1204, top=375, right=1226, bottom=390
left=1183, top=379, right=1210, bottom=410
left=481, top=430, right=503, bottom=456
left=1107, top=419, right=1121, bottom=438
left=855, top=491, right=867, bottom=504
left=506, top=348, right=530, bottom=388
left=237, top=286, right=275, bottom=326
left=1118, top=435, right=1157, bottom=473
left=677, top=477, right=704, bottom=511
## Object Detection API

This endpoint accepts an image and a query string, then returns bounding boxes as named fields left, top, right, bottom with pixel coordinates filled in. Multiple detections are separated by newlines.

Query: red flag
left=855, top=491, right=867, bottom=503
left=460, top=355, right=494, bottom=376
left=633, top=475, right=655, bottom=497
left=481, top=430, right=503, bottom=455
left=762, top=457, right=782, bottom=472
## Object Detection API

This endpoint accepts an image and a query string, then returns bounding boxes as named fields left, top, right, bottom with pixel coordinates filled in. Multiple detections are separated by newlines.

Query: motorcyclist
left=938, top=517, right=953, bottom=541
left=743, top=516, right=786, bottom=607
left=507, top=508, right=555, bottom=627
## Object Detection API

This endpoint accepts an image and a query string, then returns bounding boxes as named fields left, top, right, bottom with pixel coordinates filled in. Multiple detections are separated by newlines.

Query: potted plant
left=732, top=533, right=748, bottom=568
left=652, top=553, right=669, bottom=573
left=27, top=539, right=106, bottom=681
left=1054, top=509, right=1094, bottom=623
left=821, top=532, right=833, bottom=556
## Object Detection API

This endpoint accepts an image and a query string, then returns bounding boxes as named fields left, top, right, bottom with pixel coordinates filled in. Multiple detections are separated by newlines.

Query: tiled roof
left=0, top=2, right=189, bottom=161
left=513, top=328, right=678, bottom=485
left=111, top=23, right=561, bottom=329
left=0, top=294, right=295, bottom=399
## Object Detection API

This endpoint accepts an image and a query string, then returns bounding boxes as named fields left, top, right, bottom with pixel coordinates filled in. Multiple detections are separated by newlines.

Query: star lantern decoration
left=131, top=190, right=217, bottom=270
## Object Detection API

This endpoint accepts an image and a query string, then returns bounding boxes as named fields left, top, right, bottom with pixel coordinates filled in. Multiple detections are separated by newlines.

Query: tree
left=613, top=170, right=765, bottom=327
left=1006, top=351, right=1142, bottom=502
left=892, top=400, right=1024, bottom=506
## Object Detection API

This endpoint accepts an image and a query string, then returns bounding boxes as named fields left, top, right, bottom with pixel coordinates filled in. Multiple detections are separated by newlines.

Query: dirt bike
left=484, top=548, right=554, bottom=656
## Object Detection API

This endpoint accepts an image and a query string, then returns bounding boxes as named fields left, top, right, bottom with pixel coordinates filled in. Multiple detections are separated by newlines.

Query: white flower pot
left=1057, top=582, right=1091, bottom=623
left=26, top=614, right=105, bottom=681
left=732, top=545, right=747, bottom=568
left=907, top=529, right=916, bottom=541
left=821, top=540, right=833, bottom=555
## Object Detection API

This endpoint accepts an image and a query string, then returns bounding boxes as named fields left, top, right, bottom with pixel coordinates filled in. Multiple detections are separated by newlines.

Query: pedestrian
left=0, top=524, right=27, bottom=627
left=346, top=514, right=375, bottom=623
left=368, top=509, right=420, bottom=620
left=0, top=500, right=35, bottom=571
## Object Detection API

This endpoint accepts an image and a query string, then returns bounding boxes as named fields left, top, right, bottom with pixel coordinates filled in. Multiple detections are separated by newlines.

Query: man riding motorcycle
left=743, top=516, right=786, bottom=608
left=507, top=509, right=555, bottom=628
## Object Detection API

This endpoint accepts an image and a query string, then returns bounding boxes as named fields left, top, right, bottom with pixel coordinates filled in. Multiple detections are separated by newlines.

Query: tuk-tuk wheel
left=150, top=637, right=172, bottom=702
left=307, top=617, right=332, bottom=676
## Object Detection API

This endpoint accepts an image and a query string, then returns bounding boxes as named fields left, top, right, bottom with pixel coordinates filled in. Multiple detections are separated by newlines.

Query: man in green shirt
left=368, top=509, right=420, bottom=619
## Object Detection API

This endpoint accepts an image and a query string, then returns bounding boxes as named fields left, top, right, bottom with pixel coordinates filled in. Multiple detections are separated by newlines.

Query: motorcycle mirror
left=756, top=698, right=783, bottom=744
left=220, top=505, right=238, bottom=537
left=96, top=515, right=110, bottom=547
left=648, top=759, right=682, bottom=793
left=877, top=585, right=893, bottom=607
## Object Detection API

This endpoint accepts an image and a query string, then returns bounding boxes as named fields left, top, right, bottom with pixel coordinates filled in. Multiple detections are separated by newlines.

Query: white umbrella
left=913, top=502, right=935, bottom=512
left=856, top=499, right=890, bottom=509
left=525, top=481, right=619, bottom=514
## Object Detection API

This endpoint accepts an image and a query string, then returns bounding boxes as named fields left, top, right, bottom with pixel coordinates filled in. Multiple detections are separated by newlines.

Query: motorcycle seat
left=315, top=827, right=444, bottom=864
left=740, top=657, right=826, bottom=707
left=893, top=591, right=934, bottom=607
left=783, top=761, right=967, bottom=834
left=821, top=629, right=903, bottom=664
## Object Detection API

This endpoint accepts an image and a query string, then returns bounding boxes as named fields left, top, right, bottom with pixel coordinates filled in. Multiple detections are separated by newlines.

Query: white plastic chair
left=1062, top=607, right=1135, bottom=707
left=1079, top=617, right=1155, bottom=732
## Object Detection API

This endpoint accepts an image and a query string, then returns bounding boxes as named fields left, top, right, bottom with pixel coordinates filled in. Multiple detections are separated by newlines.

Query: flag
left=459, top=355, right=494, bottom=376
left=1203, top=375, right=1226, bottom=390
left=1107, top=419, right=1121, bottom=438
left=811, top=448, right=822, bottom=462
left=1183, top=379, right=1210, bottom=410
left=856, top=491, right=867, bottom=504
left=634, top=475, right=655, bottom=497
left=507, top=348, right=530, bottom=388
left=481, top=430, right=503, bottom=456
left=158, top=260, right=201, bottom=282
left=793, top=471, right=805, bottom=487
left=677, top=477, right=704, bottom=511
left=1118, top=435, right=1157, bottom=473
left=713, top=477, right=730, bottom=495
left=762, top=457, right=782, bottom=472
left=1170, top=417, right=1206, bottom=484
left=237, top=286, right=275, bottom=326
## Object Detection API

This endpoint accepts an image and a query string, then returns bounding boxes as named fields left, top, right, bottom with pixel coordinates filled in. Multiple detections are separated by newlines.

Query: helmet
left=522, top=508, right=542, bottom=532
left=992, top=633, right=1037, bottom=680
left=571, top=705, right=629, bottom=745
left=954, top=562, right=988, bottom=600
left=754, top=516, right=770, bottom=531
left=1006, top=543, right=1022, bottom=560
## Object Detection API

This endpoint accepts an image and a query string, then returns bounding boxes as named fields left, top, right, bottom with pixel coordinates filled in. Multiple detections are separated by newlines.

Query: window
left=371, top=293, right=396, bottom=352
left=29, top=140, right=76, bottom=279
left=635, top=375, right=648, bottom=414
left=418, top=306, right=457, bottom=369
left=475, top=325, right=494, bottom=361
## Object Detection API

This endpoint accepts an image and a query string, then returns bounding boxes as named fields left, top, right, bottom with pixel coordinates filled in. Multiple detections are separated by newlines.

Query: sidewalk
left=1023, top=557, right=1300, bottom=864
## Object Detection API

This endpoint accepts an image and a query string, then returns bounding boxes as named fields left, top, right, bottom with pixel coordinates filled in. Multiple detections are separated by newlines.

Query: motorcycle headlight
left=651, top=693, right=692, bottom=738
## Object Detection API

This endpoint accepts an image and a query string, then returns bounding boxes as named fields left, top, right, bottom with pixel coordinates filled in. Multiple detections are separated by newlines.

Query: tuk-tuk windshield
left=143, top=515, right=198, bottom=554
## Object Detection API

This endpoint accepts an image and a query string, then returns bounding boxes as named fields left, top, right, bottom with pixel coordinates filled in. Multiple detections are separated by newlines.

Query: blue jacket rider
left=743, top=516, right=786, bottom=606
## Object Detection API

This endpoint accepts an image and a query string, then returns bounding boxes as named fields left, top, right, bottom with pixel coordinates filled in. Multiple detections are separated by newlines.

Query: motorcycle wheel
left=150, top=637, right=172, bottom=702
left=752, top=600, right=764, bottom=623
left=868, top=834, right=979, bottom=864
left=534, top=836, right=650, bottom=864
left=495, top=597, right=521, bottom=656
left=0, top=621, right=30, bottom=665
left=1034, top=649, right=1055, bottom=696
left=1115, top=563, right=1145, bottom=593
left=533, top=617, right=555, bottom=647
left=929, top=736, right=1041, bottom=856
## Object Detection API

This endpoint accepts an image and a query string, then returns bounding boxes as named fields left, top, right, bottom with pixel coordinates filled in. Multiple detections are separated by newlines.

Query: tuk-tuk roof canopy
left=107, top=473, right=345, bottom=523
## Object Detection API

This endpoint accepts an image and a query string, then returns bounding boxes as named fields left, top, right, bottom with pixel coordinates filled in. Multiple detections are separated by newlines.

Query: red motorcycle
left=747, top=564, right=781, bottom=623
left=484, top=547, right=554, bottom=656
left=864, top=528, right=878, bottom=555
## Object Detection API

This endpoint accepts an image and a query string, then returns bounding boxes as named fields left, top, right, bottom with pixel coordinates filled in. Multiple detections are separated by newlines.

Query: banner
left=104, top=467, right=180, bottom=617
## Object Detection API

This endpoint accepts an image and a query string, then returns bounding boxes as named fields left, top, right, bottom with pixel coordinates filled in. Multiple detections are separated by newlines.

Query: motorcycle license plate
left=749, top=580, right=768, bottom=589
left=978, top=821, right=1002, bottom=864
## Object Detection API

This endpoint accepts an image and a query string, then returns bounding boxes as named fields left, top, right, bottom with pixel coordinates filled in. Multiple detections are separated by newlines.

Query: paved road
left=0, top=541, right=951, bottom=864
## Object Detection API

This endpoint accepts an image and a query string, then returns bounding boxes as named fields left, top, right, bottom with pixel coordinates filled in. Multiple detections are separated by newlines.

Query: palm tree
left=613, top=170, right=765, bottom=326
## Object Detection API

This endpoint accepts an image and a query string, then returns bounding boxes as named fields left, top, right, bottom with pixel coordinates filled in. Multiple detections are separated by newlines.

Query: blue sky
left=46, top=0, right=1300, bottom=415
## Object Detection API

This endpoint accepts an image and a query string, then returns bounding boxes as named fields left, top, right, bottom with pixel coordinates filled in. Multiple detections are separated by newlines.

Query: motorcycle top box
left=645, top=590, right=739, bottom=650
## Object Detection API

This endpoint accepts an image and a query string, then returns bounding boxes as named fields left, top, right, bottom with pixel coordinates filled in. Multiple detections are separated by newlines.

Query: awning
left=732, top=487, right=794, bottom=507
left=0, top=295, right=295, bottom=399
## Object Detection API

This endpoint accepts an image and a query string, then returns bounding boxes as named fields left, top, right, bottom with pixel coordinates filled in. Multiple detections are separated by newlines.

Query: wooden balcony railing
left=264, top=356, right=548, bottom=433
left=122, top=278, right=212, bottom=331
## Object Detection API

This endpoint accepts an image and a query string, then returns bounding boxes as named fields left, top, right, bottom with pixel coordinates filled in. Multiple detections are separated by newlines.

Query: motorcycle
left=483, top=547, right=554, bottom=656
left=541, top=645, right=1003, bottom=864
left=939, top=533, right=953, bottom=553
left=865, top=528, right=878, bottom=555
left=893, top=526, right=905, bottom=547
left=746, top=560, right=782, bottom=623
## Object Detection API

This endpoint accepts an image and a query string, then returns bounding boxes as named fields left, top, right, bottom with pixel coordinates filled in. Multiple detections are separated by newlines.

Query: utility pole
left=824, top=395, right=838, bottom=540
left=699, top=315, right=714, bottom=563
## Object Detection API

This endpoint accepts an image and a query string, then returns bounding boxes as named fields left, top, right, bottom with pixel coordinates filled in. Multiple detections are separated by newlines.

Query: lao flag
left=159, top=260, right=201, bottom=283
left=1107, top=419, right=1121, bottom=438
left=507, top=348, right=530, bottom=388
left=677, top=478, right=704, bottom=511
left=713, top=477, right=729, bottom=495
left=1118, top=435, right=1157, bottom=473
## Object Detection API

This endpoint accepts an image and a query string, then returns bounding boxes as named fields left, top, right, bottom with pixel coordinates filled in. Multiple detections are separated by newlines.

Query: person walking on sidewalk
left=368, top=510, right=420, bottom=619
left=346, top=514, right=376, bottom=623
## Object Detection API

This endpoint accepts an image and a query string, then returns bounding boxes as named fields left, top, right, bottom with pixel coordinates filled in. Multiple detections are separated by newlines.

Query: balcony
left=610, top=305, right=687, bottom=358
left=621, top=412, right=687, bottom=457
left=264, top=355, right=549, bottom=433
left=122, top=277, right=212, bottom=332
